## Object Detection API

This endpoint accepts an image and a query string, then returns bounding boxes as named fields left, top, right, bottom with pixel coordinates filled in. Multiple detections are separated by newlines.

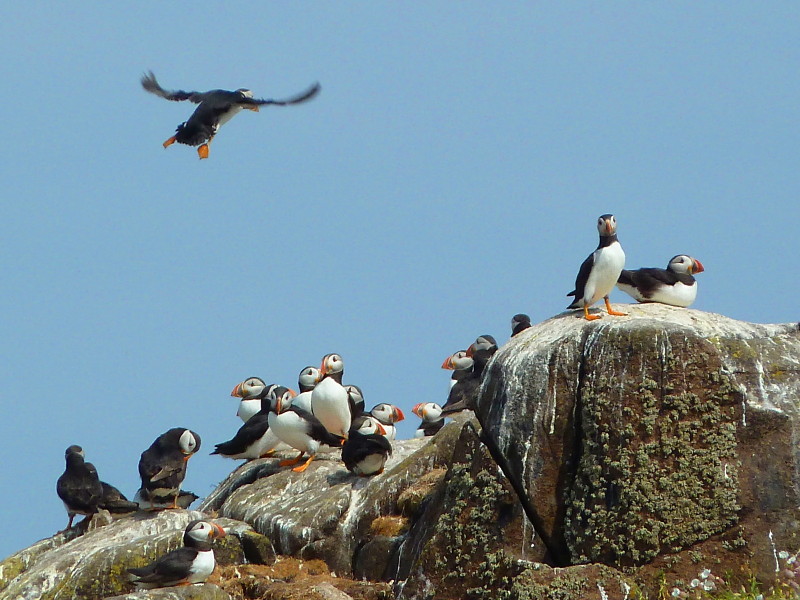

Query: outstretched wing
left=247, top=82, right=321, bottom=106
left=141, top=71, right=207, bottom=104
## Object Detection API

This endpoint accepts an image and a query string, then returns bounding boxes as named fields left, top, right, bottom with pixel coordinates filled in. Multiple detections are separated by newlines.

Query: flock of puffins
left=53, top=76, right=705, bottom=590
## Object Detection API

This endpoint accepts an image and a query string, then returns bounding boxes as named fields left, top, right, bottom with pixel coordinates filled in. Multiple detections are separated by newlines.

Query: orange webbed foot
left=292, top=455, right=315, bottom=473
left=197, top=144, right=210, bottom=159
left=604, top=297, right=627, bottom=317
left=163, top=136, right=176, bottom=149
left=279, top=452, right=305, bottom=467
left=583, top=305, right=602, bottom=321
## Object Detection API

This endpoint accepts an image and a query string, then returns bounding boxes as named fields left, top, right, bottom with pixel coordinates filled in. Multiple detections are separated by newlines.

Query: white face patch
left=179, top=430, right=197, bottom=454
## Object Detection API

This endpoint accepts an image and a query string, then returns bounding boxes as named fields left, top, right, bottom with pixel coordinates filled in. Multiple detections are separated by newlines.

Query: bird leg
left=604, top=297, right=627, bottom=316
left=292, top=455, right=316, bottom=473
left=246, top=105, right=259, bottom=112
left=279, top=451, right=305, bottom=467
left=162, top=136, right=176, bottom=149
left=197, top=143, right=210, bottom=160
left=170, top=490, right=180, bottom=509
left=259, top=450, right=276, bottom=458
left=583, top=305, right=602, bottom=321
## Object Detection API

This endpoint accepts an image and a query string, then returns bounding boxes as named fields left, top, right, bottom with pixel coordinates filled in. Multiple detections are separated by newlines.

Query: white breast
left=648, top=281, right=697, bottom=307
left=354, top=452, right=388, bottom=475
left=217, top=105, right=244, bottom=128
left=292, top=391, right=313, bottom=413
left=311, top=378, right=351, bottom=437
left=188, top=549, right=216, bottom=583
left=583, top=242, right=625, bottom=306
left=228, top=429, right=286, bottom=460
left=268, top=411, right=319, bottom=456
left=237, top=399, right=262, bottom=422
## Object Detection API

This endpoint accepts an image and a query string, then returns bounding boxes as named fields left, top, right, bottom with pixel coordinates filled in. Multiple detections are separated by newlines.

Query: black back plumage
left=617, top=267, right=694, bottom=299
left=342, top=429, right=393, bottom=474
left=98, top=481, right=139, bottom=514
left=417, top=418, right=445, bottom=437
left=292, top=406, right=346, bottom=447
left=511, top=313, right=532, bottom=337
left=56, top=446, right=103, bottom=519
left=138, top=428, right=200, bottom=498
left=442, top=348, right=493, bottom=413
left=213, top=397, right=271, bottom=456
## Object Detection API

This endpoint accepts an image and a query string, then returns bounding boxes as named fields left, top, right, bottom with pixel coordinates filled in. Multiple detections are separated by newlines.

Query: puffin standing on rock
left=137, top=428, right=201, bottom=509
left=56, top=445, right=103, bottom=530
left=616, top=254, right=704, bottom=307
left=268, top=386, right=345, bottom=473
left=141, top=71, right=321, bottom=159
left=212, top=393, right=285, bottom=461
left=567, top=214, right=627, bottom=321
left=128, top=519, right=226, bottom=589
left=311, top=353, right=352, bottom=439
left=342, top=416, right=393, bottom=476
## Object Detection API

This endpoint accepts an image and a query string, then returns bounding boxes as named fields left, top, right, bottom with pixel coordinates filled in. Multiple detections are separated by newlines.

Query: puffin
left=412, top=402, right=445, bottom=437
left=441, top=350, right=474, bottom=389
left=56, top=445, right=103, bottom=530
left=442, top=344, right=494, bottom=413
left=342, top=416, right=393, bottom=476
left=511, top=313, right=532, bottom=337
left=98, top=481, right=140, bottom=516
left=368, top=403, right=406, bottom=441
left=345, top=384, right=366, bottom=417
left=128, top=519, right=226, bottom=589
left=231, top=377, right=277, bottom=423
left=567, top=214, right=627, bottom=321
left=311, top=353, right=351, bottom=438
left=212, top=393, right=285, bottom=460
left=291, top=366, right=321, bottom=413
left=141, top=72, right=321, bottom=159
left=137, top=428, right=201, bottom=509
left=268, top=386, right=345, bottom=473
left=616, top=254, right=705, bottom=307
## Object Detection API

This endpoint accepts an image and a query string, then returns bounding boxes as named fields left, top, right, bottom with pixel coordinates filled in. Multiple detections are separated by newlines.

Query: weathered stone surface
left=203, top=413, right=472, bottom=576
left=395, top=420, right=536, bottom=600
left=106, top=583, right=231, bottom=600
left=0, top=510, right=256, bottom=600
left=477, top=303, right=800, bottom=583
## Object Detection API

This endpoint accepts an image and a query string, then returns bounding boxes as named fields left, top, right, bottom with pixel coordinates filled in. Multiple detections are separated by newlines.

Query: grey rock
left=105, top=583, right=231, bottom=600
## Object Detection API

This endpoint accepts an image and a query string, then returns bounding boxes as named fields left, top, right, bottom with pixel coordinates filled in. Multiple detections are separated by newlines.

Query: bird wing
left=141, top=71, right=208, bottom=104
left=567, top=253, right=594, bottom=303
left=129, top=547, right=196, bottom=583
left=246, top=82, right=321, bottom=107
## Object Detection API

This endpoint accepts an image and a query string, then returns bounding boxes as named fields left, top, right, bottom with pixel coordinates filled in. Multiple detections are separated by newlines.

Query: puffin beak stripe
left=692, top=259, right=705, bottom=274
left=211, top=523, right=227, bottom=538
left=441, top=357, right=454, bottom=370
left=231, top=383, right=243, bottom=397
left=412, top=403, right=423, bottom=417
left=376, top=422, right=387, bottom=436
left=393, top=407, right=405, bottom=422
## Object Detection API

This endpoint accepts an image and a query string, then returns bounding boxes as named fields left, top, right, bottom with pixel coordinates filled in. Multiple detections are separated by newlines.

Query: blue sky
left=2, top=4, right=798, bottom=559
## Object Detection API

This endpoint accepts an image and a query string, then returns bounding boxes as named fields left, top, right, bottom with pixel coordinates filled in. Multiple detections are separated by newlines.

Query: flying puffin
left=342, top=416, right=393, bottom=476
left=137, top=428, right=201, bottom=509
left=268, top=386, right=345, bottom=473
left=291, top=366, right=321, bottom=413
left=616, top=254, right=705, bottom=307
left=212, top=393, right=285, bottom=460
left=368, top=403, right=406, bottom=441
left=412, top=402, right=445, bottom=437
left=441, top=350, right=474, bottom=389
left=230, top=377, right=277, bottom=422
left=141, top=72, right=321, bottom=159
left=511, top=313, right=532, bottom=337
left=311, top=353, right=352, bottom=439
left=56, top=445, right=103, bottom=530
left=127, top=519, right=226, bottom=589
left=567, top=214, right=627, bottom=321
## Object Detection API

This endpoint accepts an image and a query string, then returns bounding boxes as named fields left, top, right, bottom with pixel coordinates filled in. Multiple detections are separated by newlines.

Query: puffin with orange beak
left=442, top=335, right=496, bottom=413
left=311, top=353, right=352, bottom=439
left=137, top=428, right=201, bottom=509
left=567, top=214, right=627, bottom=321
left=616, top=254, right=705, bottom=307
left=412, top=402, right=445, bottom=437
left=128, top=519, right=226, bottom=589
left=368, top=403, right=405, bottom=440
left=268, top=386, right=345, bottom=473
left=441, top=350, right=474, bottom=389
left=230, top=377, right=278, bottom=423
left=141, top=71, right=320, bottom=159
left=342, top=416, right=393, bottom=476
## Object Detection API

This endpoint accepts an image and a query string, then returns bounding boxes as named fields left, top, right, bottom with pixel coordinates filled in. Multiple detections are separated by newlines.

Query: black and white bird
left=442, top=337, right=496, bottom=413
left=311, top=353, right=351, bottom=439
left=56, top=445, right=103, bottom=530
left=368, top=403, right=405, bottom=441
left=212, top=393, right=284, bottom=460
left=567, top=214, right=627, bottom=321
left=616, top=255, right=705, bottom=307
left=137, top=428, right=201, bottom=509
left=511, top=313, right=532, bottom=337
left=230, top=377, right=277, bottom=423
left=412, top=402, right=445, bottom=437
left=141, top=72, right=320, bottom=159
left=342, top=416, right=393, bottom=476
left=291, top=366, right=321, bottom=413
left=345, top=384, right=366, bottom=417
left=127, top=519, right=226, bottom=589
left=441, top=350, right=474, bottom=389
left=268, top=386, right=344, bottom=473
left=98, top=481, right=140, bottom=516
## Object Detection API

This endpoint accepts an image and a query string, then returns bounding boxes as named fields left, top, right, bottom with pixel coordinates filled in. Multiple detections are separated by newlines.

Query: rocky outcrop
left=3, top=305, right=799, bottom=599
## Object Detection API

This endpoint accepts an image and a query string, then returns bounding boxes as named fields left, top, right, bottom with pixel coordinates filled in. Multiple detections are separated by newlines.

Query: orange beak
left=412, top=403, right=423, bottom=417
left=209, top=522, right=227, bottom=539
left=465, top=345, right=475, bottom=358
left=376, top=422, right=387, bottom=436
left=605, top=219, right=613, bottom=234
left=441, top=356, right=454, bottom=370
left=392, top=407, right=405, bottom=422
left=231, top=383, right=243, bottom=397
left=692, top=259, right=705, bottom=274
